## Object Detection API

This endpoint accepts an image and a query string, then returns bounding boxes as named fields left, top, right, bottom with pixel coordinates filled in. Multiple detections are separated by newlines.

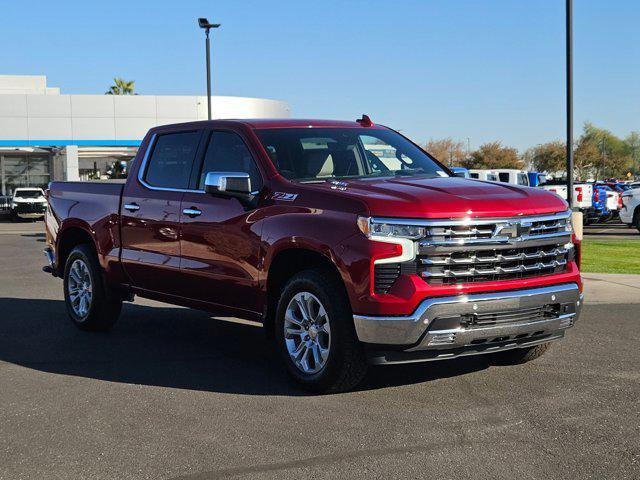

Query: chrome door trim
left=137, top=133, right=205, bottom=194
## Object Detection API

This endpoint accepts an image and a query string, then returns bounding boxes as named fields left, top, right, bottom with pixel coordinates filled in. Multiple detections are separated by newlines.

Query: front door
left=120, top=129, right=202, bottom=294
left=179, top=129, right=264, bottom=317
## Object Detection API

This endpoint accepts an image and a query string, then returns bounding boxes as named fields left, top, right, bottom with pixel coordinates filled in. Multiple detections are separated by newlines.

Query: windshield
left=256, top=128, right=448, bottom=182
left=14, top=190, right=43, bottom=199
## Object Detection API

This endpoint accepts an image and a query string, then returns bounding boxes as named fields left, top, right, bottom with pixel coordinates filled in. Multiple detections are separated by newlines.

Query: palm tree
left=105, top=78, right=136, bottom=95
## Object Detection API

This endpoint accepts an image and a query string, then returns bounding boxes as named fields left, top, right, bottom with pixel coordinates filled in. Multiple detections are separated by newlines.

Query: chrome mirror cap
left=204, top=171, right=251, bottom=195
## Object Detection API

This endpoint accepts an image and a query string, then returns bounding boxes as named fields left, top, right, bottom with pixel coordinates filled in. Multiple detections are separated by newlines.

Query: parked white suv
left=11, top=188, right=47, bottom=221
left=620, top=189, right=640, bottom=232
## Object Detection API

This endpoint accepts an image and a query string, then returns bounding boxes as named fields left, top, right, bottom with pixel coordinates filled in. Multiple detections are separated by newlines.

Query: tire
left=63, top=244, right=122, bottom=331
left=489, top=342, right=550, bottom=365
left=634, top=210, right=640, bottom=234
left=274, top=268, right=368, bottom=393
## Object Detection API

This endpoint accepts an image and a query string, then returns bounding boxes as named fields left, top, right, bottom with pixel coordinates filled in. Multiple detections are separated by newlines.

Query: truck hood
left=310, top=176, right=568, bottom=218
left=13, top=196, right=46, bottom=203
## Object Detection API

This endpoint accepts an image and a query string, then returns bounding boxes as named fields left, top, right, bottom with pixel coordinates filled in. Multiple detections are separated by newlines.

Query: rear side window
left=498, top=172, right=510, bottom=183
left=144, top=131, right=200, bottom=189
left=517, top=173, right=529, bottom=186
left=197, top=131, right=263, bottom=191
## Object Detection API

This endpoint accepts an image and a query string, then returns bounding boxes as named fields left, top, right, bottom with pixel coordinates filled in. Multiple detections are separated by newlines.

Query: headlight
left=357, top=216, right=421, bottom=265
left=357, top=216, right=425, bottom=239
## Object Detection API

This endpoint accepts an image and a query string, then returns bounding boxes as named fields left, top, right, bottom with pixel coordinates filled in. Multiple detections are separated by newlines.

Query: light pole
left=198, top=17, right=221, bottom=120
left=566, top=0, right=573, bottom=207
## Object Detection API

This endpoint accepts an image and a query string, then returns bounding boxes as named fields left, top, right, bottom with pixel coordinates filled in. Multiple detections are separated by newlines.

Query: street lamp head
left=198, top=17, right=220, bottom=29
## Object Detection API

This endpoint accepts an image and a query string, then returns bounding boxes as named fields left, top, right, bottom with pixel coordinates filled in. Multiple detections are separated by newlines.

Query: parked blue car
left=587, top=184, right=610, bottom=224
left=527, top=172, right=547, bottom=187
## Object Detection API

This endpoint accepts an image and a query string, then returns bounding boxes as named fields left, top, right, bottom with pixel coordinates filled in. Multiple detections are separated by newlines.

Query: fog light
left=427, top=333, right=457, bottom=346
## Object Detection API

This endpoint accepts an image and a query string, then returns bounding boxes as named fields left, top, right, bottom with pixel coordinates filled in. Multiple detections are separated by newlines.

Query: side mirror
left=204, top=172, right=252, bottom=195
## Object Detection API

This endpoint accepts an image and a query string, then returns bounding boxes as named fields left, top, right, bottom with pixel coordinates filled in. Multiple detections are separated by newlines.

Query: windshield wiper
left=392, top=168, right=426, bottom=176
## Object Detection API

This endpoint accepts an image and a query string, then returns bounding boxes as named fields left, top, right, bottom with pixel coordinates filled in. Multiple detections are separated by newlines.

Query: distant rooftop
left=0, top=75, right=60, bottom=95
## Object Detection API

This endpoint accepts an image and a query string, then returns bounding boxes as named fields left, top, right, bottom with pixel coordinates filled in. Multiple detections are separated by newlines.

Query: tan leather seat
left=304, top=150, right=335, bottom=178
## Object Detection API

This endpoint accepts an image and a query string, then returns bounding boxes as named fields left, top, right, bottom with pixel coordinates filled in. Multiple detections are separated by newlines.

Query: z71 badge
left=272, top=192, right=299, bottom=202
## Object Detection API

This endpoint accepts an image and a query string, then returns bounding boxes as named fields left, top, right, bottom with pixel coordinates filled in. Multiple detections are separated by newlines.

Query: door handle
left=182, top=207, right=202, bottom=217
left=124, top=203, right=140, bottom=212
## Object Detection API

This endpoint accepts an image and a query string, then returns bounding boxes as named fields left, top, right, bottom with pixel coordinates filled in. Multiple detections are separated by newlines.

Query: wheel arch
left=56, top=224, right=98, bottom=276
left=264, top=246, right=350, bottom=336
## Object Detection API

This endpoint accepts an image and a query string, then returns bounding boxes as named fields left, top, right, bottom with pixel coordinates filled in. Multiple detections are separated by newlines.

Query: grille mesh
left=374, top=263, right=401, bottom=294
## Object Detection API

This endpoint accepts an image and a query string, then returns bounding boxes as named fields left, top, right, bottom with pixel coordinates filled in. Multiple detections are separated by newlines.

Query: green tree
left=526, top=141, right=566, bottom=174
left=462, top=141, right=522, bottom=169
left=105, top=77, right=136, bottom=95
left=625, top=131, right=640, bottom=177
left=581, top=122, right=630, bottom=179
left=424, top=138, right=467, bottom=167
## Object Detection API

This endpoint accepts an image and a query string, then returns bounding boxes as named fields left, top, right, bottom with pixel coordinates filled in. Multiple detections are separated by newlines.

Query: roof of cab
left=238, top=118, right=382, bottom=129
left=150, top=118, right=385, bottom=132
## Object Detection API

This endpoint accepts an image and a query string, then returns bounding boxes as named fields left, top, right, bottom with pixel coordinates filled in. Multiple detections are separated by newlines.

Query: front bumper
left=16, top=212, right=45, bottom=219
left=353, top=283, right=582, bottom=363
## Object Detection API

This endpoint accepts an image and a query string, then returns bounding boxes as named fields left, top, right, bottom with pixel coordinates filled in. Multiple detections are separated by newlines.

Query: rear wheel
left=63, top=244, right=122, bottom=331
left=634, top=209, right=640, bottom=234
left=489, top=343, right=550, bottom=365
left=275, top=269, right=368, bottom=393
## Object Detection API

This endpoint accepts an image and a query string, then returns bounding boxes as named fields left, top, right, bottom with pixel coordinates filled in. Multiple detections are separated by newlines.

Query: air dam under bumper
left=353, top=284, right=582, bottom=364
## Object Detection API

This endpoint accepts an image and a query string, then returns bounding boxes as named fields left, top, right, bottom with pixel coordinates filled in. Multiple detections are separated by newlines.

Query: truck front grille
left=15, top=203, right=46, bottom=214
left=419, top=245, right=571, bottom=285
left=411, top=211, right=573, bottom=285
left=368, top=211, right=573, bottom=291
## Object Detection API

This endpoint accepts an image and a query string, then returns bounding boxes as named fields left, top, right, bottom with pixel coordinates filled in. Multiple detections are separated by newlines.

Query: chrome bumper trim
left=368, top=332, right=565, bottom=365
left=353, top=283, right=582, bottom=346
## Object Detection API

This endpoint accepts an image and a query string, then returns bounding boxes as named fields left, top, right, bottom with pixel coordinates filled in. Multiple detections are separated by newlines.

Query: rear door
left=178, top=128, right=265, bottom=316
left=120, top=129, right=203, bottom=294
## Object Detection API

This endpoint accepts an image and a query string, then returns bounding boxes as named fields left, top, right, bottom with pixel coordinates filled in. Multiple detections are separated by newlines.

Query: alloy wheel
left=68, top=259, right=93, bottom=319
left=283, top=292, right=331, bottom=374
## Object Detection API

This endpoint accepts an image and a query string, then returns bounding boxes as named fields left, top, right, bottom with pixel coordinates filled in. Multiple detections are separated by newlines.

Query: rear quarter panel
left=47, top=181, right=125, bottom=283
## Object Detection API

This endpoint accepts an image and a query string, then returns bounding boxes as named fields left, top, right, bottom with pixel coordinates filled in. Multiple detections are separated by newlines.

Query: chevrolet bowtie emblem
left=494, top=222, right=518, bottom=238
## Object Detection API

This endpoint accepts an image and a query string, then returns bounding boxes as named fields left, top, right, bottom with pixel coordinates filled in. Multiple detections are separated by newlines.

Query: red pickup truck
left=44, top=118, right=583, bottom=392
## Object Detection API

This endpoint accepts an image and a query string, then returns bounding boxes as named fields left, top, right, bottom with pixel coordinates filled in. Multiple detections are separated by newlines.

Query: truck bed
left=46, top=181, right=125, bottom=276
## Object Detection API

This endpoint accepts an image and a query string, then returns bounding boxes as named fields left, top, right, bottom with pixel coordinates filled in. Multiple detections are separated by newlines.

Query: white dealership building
left=0, top=75, right=290, bottom=195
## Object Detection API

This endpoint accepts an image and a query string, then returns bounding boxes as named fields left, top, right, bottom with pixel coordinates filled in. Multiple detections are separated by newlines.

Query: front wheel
left=63, top=244, right=122, bottom=331
left=275, top=268, right=368, bottom=393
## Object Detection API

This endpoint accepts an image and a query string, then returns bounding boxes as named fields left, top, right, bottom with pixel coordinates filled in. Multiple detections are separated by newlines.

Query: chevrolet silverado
left=44, top=117, right=583, bottom=392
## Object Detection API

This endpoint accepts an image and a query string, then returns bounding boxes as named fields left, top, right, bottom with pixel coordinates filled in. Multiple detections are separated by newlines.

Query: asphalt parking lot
left=584, top=221, right=639, bottom=240
left=1, top=221, right=639, bottom=479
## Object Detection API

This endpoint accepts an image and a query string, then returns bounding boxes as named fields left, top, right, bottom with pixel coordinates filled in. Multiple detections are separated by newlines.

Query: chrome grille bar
left=421, top=259, right=567, bottom=279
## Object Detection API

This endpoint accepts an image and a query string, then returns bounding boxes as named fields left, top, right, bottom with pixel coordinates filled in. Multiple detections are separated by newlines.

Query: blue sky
left=2, top=0, right=638, bottom=150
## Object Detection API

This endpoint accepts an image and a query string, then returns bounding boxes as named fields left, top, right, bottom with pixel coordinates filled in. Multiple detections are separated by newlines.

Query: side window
left=469, top=172, right=479, bottom=179
left=518, top=173, right=529, bottom=186
left=144, top=131, right=200, bottom=189
left=498, top=172, right=510, bottom=183
left=198, top=131, right=263, bottom=191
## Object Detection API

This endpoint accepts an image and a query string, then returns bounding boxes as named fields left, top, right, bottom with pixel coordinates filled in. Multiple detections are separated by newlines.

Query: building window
left=1, top=154, right=52, bottom=196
